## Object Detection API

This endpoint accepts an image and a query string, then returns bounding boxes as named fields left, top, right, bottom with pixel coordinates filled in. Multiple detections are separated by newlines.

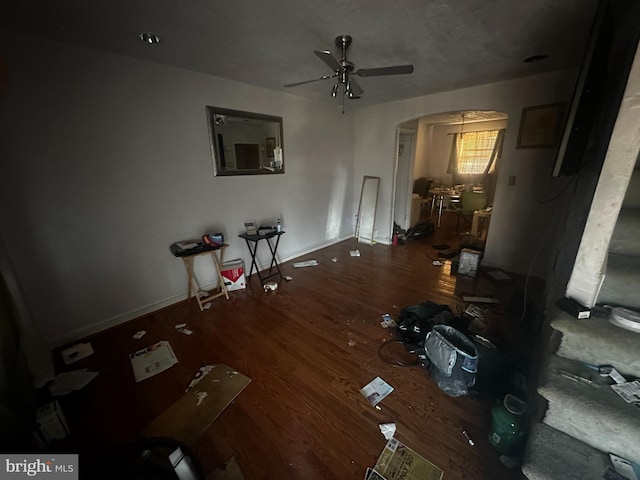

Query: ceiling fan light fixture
left=331, top=83, right=339, bottom=97
left=139, top=32, right=161, bottom=44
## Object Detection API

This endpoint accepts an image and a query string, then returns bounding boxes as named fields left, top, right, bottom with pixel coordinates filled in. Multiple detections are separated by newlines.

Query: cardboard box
left=221, top=259, right=246, bottom=291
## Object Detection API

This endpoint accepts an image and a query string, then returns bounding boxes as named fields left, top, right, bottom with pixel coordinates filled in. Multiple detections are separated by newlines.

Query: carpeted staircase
left=522, top=167, right=640, bottom=479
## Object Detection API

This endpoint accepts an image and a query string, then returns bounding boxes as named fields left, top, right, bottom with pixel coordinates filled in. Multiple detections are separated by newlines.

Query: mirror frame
left=206, top=106, right=285, bottom=176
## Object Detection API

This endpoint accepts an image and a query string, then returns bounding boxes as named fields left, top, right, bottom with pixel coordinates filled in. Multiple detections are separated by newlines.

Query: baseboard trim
left=51, top=234, right=355, bottom=348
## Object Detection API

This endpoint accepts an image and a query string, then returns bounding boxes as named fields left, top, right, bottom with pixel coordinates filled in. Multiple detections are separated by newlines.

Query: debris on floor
left=350, top=250, right=361, bottom=257
left=132, top=331, right=146, bottom=340
left=331, top=257, right=338, bottom=262
left=284, top=275, right=293, bottom=281
left=360, top=377, right=394, bottom=407
left=130, top=340, right=178, bottom=383
left=379, top=423, right=396, bottom=440
left=264, top=281, right=278, bottom=292
left=49, top=368, right=99, bottom=396
left=143, top=363, right=251, bottom=446
left=293, top=260, right=319, bottom=267
left=61, top=342, right=94, bottom=365
left=366, top=438, right=443, bottom=480
left=380, top=314, right=397, bottom=329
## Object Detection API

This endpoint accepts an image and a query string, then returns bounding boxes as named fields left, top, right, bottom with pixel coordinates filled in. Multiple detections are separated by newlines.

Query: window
left=455, top=130, right=500, bottom=174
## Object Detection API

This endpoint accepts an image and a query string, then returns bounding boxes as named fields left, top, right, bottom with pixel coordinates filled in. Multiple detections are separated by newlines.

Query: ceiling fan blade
left=284, top=73, right=337, bottom=88
left=355, top=65, right=414, bottom=77
left=314, top=50, right=341, bottom=71
left=348, top=78, right=364, bottom=98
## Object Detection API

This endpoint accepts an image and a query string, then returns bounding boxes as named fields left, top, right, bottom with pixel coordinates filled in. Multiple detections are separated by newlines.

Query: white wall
left=354, top=71, right=577, bottom=276
left=0, top=31, right=355, bottom=345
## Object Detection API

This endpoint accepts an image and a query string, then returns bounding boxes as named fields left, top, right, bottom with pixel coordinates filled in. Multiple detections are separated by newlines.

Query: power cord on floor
left=378, top=340, right=421, bottom=367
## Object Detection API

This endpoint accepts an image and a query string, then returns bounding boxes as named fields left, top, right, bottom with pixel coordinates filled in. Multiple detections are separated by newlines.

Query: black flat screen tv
left=552, top=0, right=640, bottom=177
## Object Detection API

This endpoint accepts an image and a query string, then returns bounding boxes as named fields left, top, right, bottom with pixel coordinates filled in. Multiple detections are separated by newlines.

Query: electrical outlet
left=508, top=176, right=516, bottom=185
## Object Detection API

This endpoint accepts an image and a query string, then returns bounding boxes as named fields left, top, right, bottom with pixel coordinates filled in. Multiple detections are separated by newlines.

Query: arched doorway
left=393, top=110, right=508, bottom=241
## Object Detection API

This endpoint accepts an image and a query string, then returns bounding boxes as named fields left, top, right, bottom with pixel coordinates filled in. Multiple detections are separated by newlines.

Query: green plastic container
left=489, top=394, right=527, bottom=453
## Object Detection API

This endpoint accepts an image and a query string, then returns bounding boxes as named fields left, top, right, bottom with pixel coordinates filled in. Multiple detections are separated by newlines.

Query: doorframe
left=390, top=127, right=418, bottom=238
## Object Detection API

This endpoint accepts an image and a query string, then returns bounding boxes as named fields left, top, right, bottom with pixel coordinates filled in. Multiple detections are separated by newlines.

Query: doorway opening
left=392, top=110, right=508, bottom=246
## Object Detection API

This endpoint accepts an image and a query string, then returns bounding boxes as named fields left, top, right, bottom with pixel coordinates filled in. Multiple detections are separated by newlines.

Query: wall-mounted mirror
left=206, top=106, right=285, bottom=176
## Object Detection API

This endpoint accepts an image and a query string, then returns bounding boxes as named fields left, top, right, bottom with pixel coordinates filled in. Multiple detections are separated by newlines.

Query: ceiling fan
left=284, top=35, right=414, bottom=103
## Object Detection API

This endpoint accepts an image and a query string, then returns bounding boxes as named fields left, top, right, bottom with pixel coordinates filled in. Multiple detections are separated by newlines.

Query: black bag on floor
left=424, top=325, right=478, bottom=397
left=396, top=301, right=452, bottom=347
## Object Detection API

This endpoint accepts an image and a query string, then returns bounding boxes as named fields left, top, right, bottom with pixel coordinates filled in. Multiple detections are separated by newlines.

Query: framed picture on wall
left=516, top=103, right=564, bottom=149
left=266, top=137, right=276, bottom=157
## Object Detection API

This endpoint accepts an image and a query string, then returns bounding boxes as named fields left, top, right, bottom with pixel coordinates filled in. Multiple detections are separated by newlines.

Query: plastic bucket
left=489, top=394, right=527, bottom=453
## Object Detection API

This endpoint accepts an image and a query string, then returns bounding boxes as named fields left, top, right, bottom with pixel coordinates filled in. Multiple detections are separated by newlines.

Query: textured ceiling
left=1, top=0, right=599, bottom=107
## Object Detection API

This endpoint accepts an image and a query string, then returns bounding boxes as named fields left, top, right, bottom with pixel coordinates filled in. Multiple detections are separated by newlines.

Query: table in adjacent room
left=238, top=230, right=284, bottom=287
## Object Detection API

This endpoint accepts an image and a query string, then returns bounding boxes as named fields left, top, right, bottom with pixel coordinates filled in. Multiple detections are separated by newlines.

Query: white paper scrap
left=379, top=423, right=396, bottom=440
left=61, top=342, right=94, bottom=365
left=132, top=330, right=146, bottom=340
left=361, top=377, right=394, bottom=406
left=612, top=380, right=640, bottom=404
left=293, top=260, right=319, bottom=268
left=178, top=327, right=193, bottom=336
left=174, top=323, right=187, bottom=329
left=49, top=368, right=99, bottom=396
left=432, top=260, right=443, bottom=266
left=129, top=340, right=178, bottom=383
left=350, top=250, right=361, bottom=257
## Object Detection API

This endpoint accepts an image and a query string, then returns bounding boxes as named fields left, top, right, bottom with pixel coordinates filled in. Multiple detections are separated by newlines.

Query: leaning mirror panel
left=206, top=107, right=284, bottom=176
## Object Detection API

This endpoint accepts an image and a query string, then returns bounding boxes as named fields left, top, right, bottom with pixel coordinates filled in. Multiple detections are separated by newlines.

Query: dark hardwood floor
left=50, top=210, right=541, bottom=479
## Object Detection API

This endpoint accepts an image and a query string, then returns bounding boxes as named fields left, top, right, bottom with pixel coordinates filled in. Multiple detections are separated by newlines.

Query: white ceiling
left=1, top=0, right=599, bottom=107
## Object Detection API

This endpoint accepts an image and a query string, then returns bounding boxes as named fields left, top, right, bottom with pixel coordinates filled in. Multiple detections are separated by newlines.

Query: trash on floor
left=612, top=380, right=640, bottom=404
left=293, top=260, right=318, bottom=267
left=36, top=400, right=70, bottom=444
left=49, top=368, right=99, bottom=396
left=360, top=377, right=394, bottom=407
left=264, top=281, right=278, bottom=292
left=350, top=250, right=361, bottom=257
left=130, top=340, right=178, bottom=383
left=132, top=331, right=147, bottom=340
left=175, top=323, right=194, bottom=334
left=367, top=438, right=443, bottom=480
left=61, top=342, right=94, bottom=365
left=331, top=257, right=338, bottom=262
left=143, top=363, right=251, bottom=446
left=462, top=429, right=475, bottom=446
left=380, top=314, right=397, bottom=329
left=432, top=260, right=443, bottom=266
left=284, top=275, right=293, bottom=281
left=348, top=339, right=357, bottom=347
left=379, top=423, right=396, bottom=440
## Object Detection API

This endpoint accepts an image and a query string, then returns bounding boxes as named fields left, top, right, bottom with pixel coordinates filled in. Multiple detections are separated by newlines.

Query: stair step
left=598, top=253, right=640, bottom=310
left=538, top=355, right=640, bottom=462
left=622, top=168, right=640, bottom=209
left=610, top=208, right=640, bottom=256
left=551, top=309, right=640, bottom=378
left=522, top=423, right=609, bottom=480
